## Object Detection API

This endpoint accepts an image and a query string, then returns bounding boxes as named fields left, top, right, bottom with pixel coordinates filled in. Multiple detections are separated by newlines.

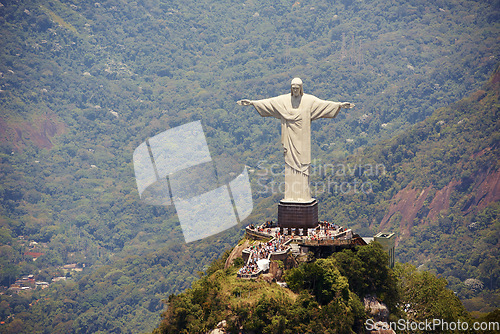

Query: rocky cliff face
left=364, top=296, right=396, bottom=334
left=380, top=168, right=500, bottom=239
left=0, top=112, right=66, bottom=151
left=369, top=66, right=500, bottom=245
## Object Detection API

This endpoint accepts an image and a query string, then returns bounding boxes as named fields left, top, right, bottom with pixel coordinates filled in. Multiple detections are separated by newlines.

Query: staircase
left=290, top=243, right=301, bottom=255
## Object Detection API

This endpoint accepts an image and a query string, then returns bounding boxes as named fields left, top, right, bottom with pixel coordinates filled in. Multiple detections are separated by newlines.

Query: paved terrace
left=238, top=221, right=360, bottom=279
left=245, top=221, right=355, bottom=243
left=237, top=232, right=292, bottom=279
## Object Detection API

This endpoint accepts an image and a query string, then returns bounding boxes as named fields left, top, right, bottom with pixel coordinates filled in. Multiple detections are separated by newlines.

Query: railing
left=245, top=226, right=273, bottom=239
left=300, top=238, right=353, bottom=246
left=238, top=230, right=292, bottom=279
left=237, top=269, right=262, bottom=279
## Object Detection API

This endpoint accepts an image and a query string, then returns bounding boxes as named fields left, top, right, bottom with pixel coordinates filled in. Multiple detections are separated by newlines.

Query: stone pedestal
left=278, top=200, right=318, bottom=235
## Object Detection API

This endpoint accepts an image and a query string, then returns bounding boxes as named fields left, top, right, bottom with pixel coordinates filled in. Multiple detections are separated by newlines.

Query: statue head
left=290, top=77, right=304, bottom=97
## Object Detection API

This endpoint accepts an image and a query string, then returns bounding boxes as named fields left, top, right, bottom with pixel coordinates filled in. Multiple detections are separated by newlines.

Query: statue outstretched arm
left=238, top=96, right=283, bottom=118
left=340, top=102, right=355, bottom=109
left=237, top=99, right=253, bottom=106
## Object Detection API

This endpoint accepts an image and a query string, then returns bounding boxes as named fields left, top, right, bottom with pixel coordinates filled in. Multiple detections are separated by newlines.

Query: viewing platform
left=238, top=221, right=373, bottom=279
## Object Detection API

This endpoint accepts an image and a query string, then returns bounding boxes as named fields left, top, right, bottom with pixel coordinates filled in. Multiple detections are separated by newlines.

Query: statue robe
left=252, top=93, right=342, bottom=202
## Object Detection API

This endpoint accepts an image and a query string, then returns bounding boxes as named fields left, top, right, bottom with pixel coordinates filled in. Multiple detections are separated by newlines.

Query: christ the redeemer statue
left=238, top=78, right=354, bottom=203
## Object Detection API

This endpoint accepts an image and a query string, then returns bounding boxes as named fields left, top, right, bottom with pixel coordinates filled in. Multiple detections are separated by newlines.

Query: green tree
left=395, top=263, right=470, bottom=332
left=332, top=242, right=399, bottom=312
left=285, top=257, right=350, bottom=306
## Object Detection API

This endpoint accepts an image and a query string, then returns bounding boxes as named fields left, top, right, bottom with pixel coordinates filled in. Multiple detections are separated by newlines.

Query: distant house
left=8, top=286, right=22, bottom=294
left=52, top=277, right=67, bottom=283
left=35, top=282, right=49, bottom=289
left=24, top=251, right=44, bottom=261
left=9, top=283, right=32, bottom=293
left=18, top=277, right=35, bottom=285
left=61, top=263, right=83, bottom=272
left=63, top=263, right=77, bottom=270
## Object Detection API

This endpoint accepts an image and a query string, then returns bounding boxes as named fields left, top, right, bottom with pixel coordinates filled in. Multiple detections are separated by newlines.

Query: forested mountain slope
left=0, top=0, right=498, bottom=332
left=313, top=64, right=500, bottom=313
left=152, top=242, right=479, bottom=334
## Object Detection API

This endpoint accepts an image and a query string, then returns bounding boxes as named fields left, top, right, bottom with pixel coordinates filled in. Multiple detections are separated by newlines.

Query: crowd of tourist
left=238, top=233, right=290, bottom=276
left=305, top=221, right=353, bottom=241
left=248, top=221, right=275, bottom=235
left=239, top=220, right=357, bottom=277
left=247, top=220, right=353, bottom=241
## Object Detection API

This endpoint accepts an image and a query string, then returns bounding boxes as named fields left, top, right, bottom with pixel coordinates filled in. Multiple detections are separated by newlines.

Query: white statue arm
left=340, top=102, right=355, bottom=109
left=237, top=99, right=253, bottom=106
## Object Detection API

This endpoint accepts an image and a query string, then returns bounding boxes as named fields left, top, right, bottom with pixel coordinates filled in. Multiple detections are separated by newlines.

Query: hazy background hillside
left=0, top=0, right=498, bottom=332
left=312, top=65, right=499, bottom=315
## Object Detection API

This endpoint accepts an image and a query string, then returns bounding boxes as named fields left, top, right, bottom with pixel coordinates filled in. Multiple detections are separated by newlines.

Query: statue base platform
left=278, top=199, right=318, bottom=236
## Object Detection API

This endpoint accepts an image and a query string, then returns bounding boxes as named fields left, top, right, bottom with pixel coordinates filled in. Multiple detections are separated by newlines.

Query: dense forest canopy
left=0, top=0, right=498, bottom=332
